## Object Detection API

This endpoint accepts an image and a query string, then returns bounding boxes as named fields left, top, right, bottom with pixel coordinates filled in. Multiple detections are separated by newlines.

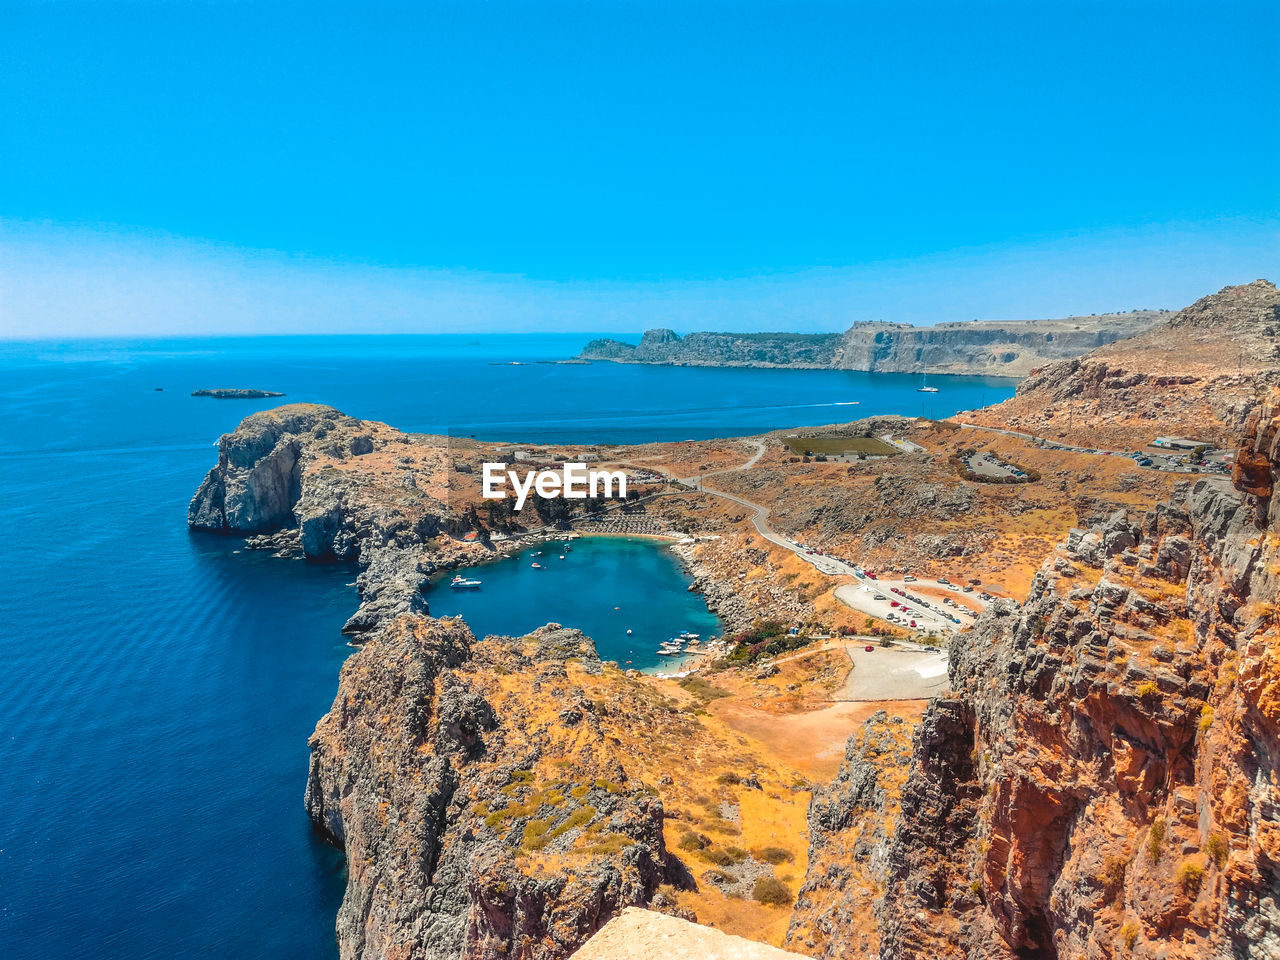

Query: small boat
left=679, top=632, right=700, bottom=641
left=531, top=562, right=542, bottom=569
left=559, top=555, right=565, bottom=560
left=918, top=374, right=939, bottom=393
left=626, top=629, right=633, bottom=635
left=450, top=575, right=482, bottom=590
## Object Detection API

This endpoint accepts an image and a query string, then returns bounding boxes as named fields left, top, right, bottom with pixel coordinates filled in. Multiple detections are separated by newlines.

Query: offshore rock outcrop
left=191, top=387, right=285, bottom=399
left=853, top=390, right=1280, bottom=959
left=305, top=618, right=680, bottom=960
left=579, top=312, right=1161, bottom=377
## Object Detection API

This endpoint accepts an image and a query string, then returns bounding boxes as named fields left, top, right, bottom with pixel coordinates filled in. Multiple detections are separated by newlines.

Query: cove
left=422, top=537, right=721, bottom=671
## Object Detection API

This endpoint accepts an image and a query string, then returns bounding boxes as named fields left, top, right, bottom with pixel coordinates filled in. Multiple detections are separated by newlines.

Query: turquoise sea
left=425, top=539, right=722, bottom=671
left=0, top=334, right=1013, bottom=959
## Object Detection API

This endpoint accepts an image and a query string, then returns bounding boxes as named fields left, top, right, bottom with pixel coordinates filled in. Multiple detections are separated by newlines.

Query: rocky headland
left=579, top=311, right=1164, bottom=378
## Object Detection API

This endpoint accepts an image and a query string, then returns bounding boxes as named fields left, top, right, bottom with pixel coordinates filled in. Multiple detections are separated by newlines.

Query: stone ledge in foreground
left=570, top=908, right=808, bottom=960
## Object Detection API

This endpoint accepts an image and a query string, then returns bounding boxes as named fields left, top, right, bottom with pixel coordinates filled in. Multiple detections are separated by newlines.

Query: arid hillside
left=964, top=280, right=1280, bottom=449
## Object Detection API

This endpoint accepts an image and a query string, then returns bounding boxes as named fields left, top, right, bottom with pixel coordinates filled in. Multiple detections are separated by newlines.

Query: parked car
left=864, top=645, right=874, bottom=652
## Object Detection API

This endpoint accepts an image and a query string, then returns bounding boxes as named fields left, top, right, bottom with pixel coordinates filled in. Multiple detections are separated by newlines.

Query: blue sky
left=0, top=0, right=1276, bottom=336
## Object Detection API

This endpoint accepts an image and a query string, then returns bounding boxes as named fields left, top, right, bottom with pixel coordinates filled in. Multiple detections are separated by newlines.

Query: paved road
left=649, top=441, right=975, bottom=633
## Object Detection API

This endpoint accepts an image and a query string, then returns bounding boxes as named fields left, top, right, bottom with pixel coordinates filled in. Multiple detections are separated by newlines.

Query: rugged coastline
left=189, top=280, right=1280, bottom=959
left=579, top=311, right=1165, bottom=378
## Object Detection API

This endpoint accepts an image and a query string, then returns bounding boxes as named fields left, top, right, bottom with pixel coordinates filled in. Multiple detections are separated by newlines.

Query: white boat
left=450, top=575, right=482, bottom=590
left=679, top=632, right=700, bottom=640
left=531, top=562, right=542, bottom=569
left=918, top=374, right=939, bottom=393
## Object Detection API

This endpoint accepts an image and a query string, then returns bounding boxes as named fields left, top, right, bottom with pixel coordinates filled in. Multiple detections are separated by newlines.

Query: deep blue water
left=425, top=539, right=722, bottom=671
left=0, top=334, right=1013, bottom=960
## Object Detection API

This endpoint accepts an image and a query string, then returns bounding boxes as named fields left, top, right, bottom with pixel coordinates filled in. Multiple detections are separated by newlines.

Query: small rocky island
left=191, top=388, right=286, bottom=399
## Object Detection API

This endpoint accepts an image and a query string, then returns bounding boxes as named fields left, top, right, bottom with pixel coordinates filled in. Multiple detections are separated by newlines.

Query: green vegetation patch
left=783, top=436, right=900, bottom=457
left=679, top=676, right=731, bottom=703
left=752, top=876, right=793, bottom=906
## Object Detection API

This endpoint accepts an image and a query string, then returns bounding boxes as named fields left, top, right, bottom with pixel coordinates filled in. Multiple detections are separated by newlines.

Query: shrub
left=1176, top=861, right=1205, bottom=897
left=1101, top=855, right=1127, bottom=898
left=677, top=831, right=710, bottom=851
left=716, top=771, right=742, bottom=786
left=752, top=876, right=792, bottom=906
left=1147, top=818, right=1166, bottom=862
left=545, top=805, right=596, bottom=842
left=1120, top=921, right=1140, bottom=950
left=700, top=846, right=737, bottom=866
left=1136, top=681, right=1160, bottom=702
left=1199, top=705, right=1214, bottom=732
left=756, top=846, right=793, bottom=865
left=1206, top=834, right=1228, bottom=868
left=522, top=818, right=551, bottom=851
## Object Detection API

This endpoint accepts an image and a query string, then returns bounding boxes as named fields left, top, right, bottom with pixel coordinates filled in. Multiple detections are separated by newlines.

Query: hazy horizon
left=1, top=1, right=1275, bottom=338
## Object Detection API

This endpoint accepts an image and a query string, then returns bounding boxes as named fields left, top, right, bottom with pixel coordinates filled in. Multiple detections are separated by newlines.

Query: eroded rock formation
left=831, top=391, right=1280, bottom=959
left=306, top=618, right=681, bottom=960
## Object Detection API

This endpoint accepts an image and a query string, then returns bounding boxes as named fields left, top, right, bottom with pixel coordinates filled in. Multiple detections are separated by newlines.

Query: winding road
left=654, top=440, right=976, bottom=633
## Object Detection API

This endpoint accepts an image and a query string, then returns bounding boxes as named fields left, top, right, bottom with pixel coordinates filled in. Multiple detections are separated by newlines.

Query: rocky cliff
left=305, top=618, right=683, bottom=960
left=189, top=405, right=476, bottom=634
left=190, top=411, right=816, bottom=960
left=964, top=280, right=1280, bottom=448
left=792, top=390, right=1280, bottom=959
left=579, top=312, right=1162, bottom=377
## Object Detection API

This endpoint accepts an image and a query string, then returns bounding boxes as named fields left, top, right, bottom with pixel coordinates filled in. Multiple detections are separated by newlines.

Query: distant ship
left=918, top=373, right=939, bottom=393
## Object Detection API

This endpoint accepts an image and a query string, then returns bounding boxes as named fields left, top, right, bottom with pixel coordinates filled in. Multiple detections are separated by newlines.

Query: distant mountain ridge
left=579, top=311, right=1168, bottom=377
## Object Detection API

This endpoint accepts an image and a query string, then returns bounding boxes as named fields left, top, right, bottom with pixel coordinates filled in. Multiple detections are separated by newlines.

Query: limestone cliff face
left=188, top=404, right=383, bottom=535
left=305, top=618, right=683, bottom=960
left=851, top=391, right=1280, bottom=959
left=187, top=404, right=335, bottom=531
left=578, top=313, right=1160, bottom=377
left=188, top=405, right=455, bottom=633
